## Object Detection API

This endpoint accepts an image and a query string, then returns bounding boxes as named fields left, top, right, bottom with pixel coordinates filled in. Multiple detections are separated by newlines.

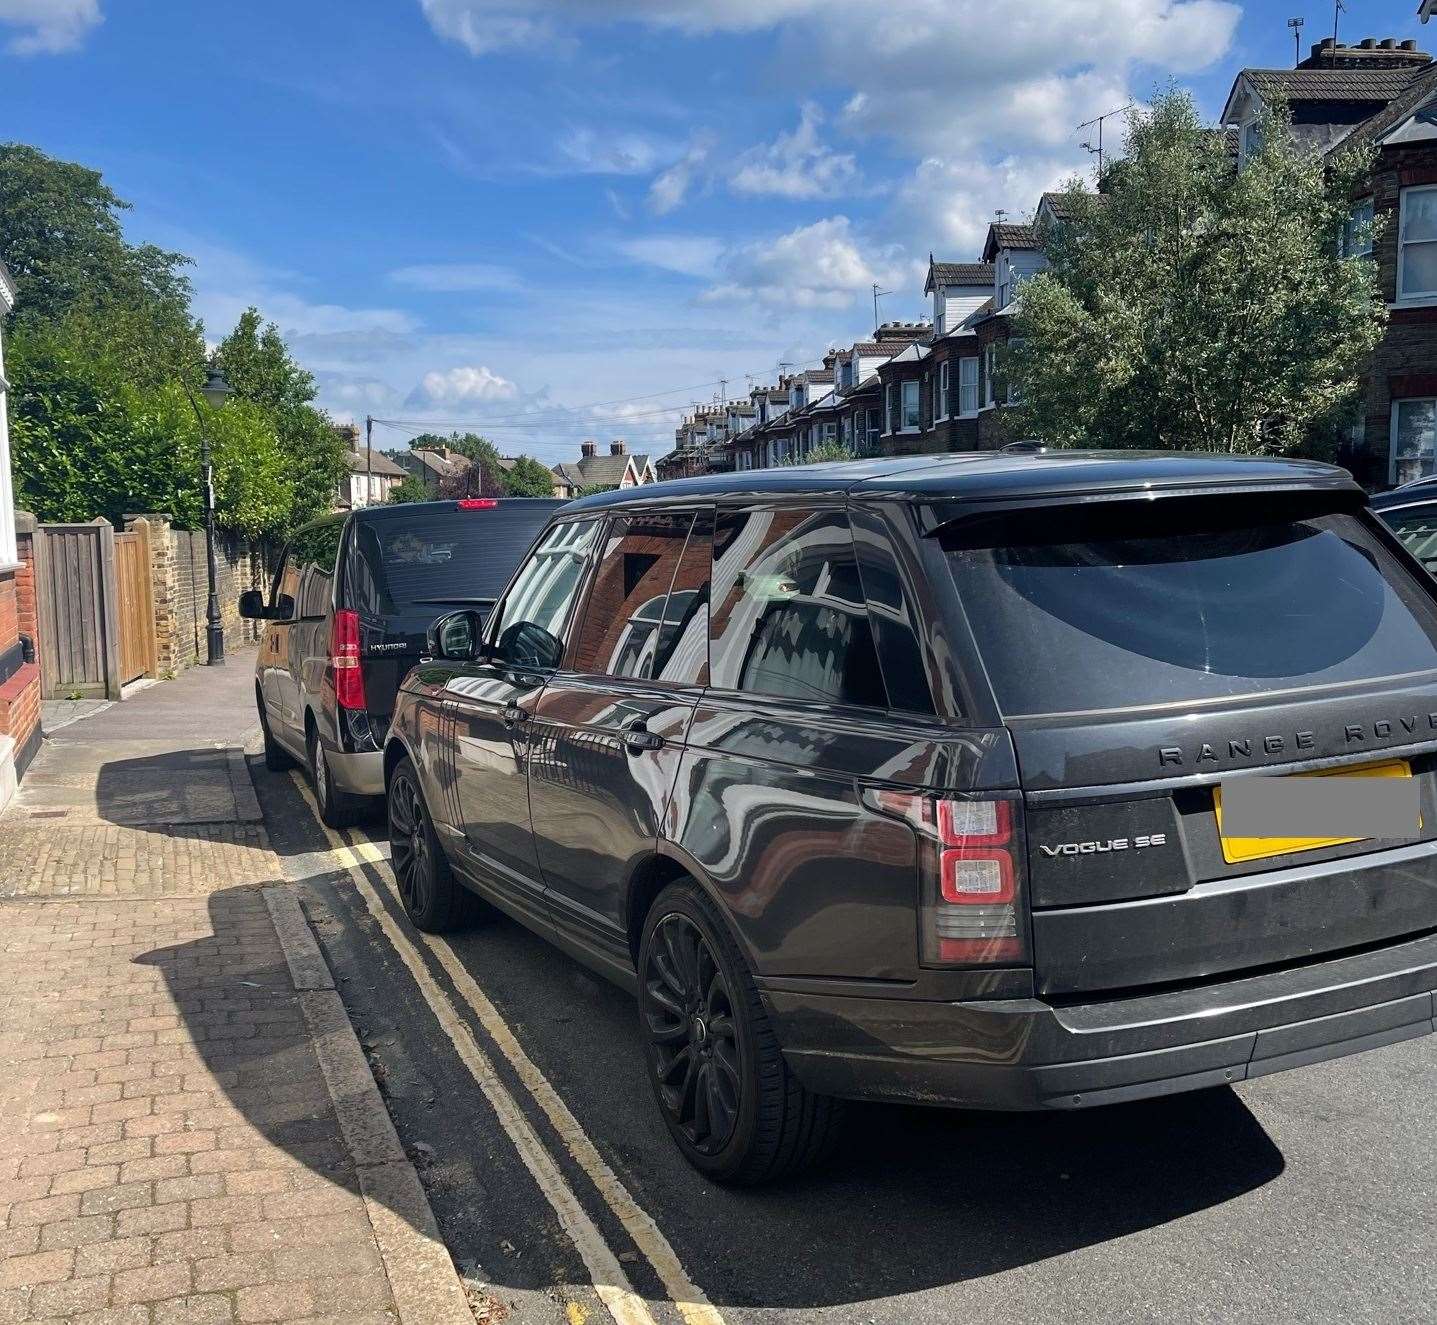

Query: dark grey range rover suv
left=381, top=451, right=1437, bottom=1184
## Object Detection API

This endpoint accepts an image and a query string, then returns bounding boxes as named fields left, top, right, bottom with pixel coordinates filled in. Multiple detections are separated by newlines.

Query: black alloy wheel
left=388, top=765, right=434, bottom=919
left=638, top=882, right=844, bottom=1185
left=642, top=912, right=743, bottom=1156
left=386, top=757, right=482, bottom=933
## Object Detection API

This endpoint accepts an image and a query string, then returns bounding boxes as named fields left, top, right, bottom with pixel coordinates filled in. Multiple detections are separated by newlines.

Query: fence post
left=93, top=518, right=122, bottom=701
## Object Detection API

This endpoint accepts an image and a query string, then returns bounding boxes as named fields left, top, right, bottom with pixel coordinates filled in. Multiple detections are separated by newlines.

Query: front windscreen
left=944, top=507, right=1437, bottom=717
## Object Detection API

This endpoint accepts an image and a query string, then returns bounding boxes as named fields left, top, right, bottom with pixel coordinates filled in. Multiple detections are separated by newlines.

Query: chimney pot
left=1402, top=39, right=1417, bottom=50
left=610, top=440, right=626, bottom=455
left=1382, top=38, right=1397, bottom=49
left=581, top=440, right=597, bottom=458
left=1360, top=37, right=1376, bottom=48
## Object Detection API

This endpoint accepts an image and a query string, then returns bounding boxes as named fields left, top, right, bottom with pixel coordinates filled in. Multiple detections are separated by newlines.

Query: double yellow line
left=288, top=772, right=726, bottom=1325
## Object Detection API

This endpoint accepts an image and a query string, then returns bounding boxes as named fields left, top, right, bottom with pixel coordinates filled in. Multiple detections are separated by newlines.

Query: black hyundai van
left=381, top=453, right=1437, bottom=1184
left=240, top=498, right=563, bottom=825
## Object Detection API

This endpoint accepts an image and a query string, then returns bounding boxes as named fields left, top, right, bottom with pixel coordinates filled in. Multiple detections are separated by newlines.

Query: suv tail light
left=867, top=790, right=1028, bottom=967
left=330, top=609, right=367, bottom=711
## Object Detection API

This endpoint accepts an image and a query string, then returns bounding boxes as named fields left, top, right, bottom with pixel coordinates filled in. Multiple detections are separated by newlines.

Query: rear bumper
left=326, top=749, right=386, bottom=797
left=765, top=931, right=1437, bottom=1109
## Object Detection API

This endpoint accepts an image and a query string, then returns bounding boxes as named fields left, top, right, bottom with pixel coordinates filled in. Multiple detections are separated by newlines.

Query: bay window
left=1339, top=198, right=1375, bottom=260
left=958, top=357, right=980, bottom=415
left=901, top=380, right=920, bottom=431
left=1399, top=186, right=1437, bottom=300
left=935, top=362, right=949, bottom=421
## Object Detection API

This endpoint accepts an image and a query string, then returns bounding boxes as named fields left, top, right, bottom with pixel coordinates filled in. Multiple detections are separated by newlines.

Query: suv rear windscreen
left=943, top=504, right=1437, bottom=717
left=349, top=507, right=552, bottom=615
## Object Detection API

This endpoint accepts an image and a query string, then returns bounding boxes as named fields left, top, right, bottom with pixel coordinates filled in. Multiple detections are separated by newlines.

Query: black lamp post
left=196, top=367, right=233, bottom=665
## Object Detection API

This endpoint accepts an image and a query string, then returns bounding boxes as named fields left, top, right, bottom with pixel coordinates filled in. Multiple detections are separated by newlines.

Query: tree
left=215, top=309, right=348, bottom=528
left=782, top=441, right=855, bottom=466
left=502, top=455, right=556, bottom=497
left=0, top=142, right=203, bottom=386
left=1010, top=92, right=1387, bottom=455
left=388, top=474, right=431, bottom=505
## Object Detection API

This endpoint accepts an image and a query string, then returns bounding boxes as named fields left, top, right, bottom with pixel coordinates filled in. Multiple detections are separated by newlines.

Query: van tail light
left=867, top=790, right=1028, bottom=967
left=330, top=609, right=367, bottom=711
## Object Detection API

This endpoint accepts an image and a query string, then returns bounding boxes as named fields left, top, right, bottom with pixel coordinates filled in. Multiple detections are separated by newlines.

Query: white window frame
left=1391, top=398, right=1437, bottom=486
left=885, top=382, right=897, bottom=436
left=958, top=356, right=980, bottom=417
left=900, top=379, right=921, bottom=433
left=935, top=362, right=949, bottom=422
left=982, top=345, right=997, bottom=408
left=1398, top=185, right=1437, bottom=303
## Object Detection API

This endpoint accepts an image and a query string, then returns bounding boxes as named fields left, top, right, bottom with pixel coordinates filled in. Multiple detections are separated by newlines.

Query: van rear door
left=939, top=495, right=1437, bottom=997
left=344, top=500, right=565, bottom=737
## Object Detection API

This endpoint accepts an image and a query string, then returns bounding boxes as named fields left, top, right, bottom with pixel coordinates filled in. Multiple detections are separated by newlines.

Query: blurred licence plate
left=1213, top=760, right=1415, bottom=864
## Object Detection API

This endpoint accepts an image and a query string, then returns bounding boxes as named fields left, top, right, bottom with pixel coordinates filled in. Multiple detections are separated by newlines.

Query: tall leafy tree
left=215, top=308, right=347, bottom=528
left=1010, top=92, right=1387, bottom=455
left=0, top=142, right=203, bottom=385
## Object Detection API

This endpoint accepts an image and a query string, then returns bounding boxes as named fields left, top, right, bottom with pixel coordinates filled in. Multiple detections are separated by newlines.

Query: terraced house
left=1222, top=23, right=1437, bottom=488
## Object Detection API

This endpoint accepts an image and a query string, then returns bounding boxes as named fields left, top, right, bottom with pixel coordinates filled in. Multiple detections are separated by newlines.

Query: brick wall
left=1347, top=139, right=1437, bottom=489
left=124, top=515, right=275, bottom=677
left=0, top=562, right=41, bottom=781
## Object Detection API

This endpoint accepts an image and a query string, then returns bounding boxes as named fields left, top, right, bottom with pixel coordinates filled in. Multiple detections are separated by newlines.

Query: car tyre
left=638, top=881, right=844, bottom=1186
left=388, top=756, right=485, bottom=932
left=309, top=727, right=365, bottom=829
left=257, top=690, right=295, bottom=772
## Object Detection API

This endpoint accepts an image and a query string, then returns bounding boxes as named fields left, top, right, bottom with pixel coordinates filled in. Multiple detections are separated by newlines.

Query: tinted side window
left=490, top=520, right=602, bottom=671
left=271, top=551, right=301, bottom=622
left=291, top=521, right=344, bottom=620
left=710, top=508, right=887, bottom=708
left=569, top=514, right=694, bottom=678
left=653, top=510, right=712, bottom=686
left=850, top=509, right=936, bottom=716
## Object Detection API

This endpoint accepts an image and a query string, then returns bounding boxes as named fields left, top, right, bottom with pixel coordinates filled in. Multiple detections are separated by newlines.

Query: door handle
left=623, top=724, right=664, bottom=753
left=502, top=705, right=531, bottom=728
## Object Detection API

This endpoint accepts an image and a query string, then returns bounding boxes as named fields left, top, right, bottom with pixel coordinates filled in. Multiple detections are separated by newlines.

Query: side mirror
left=497, top=620, right=564, bottom=671
left=238, top=590, right=267, bottom=620
left=427, top=609, right=483, bottom=660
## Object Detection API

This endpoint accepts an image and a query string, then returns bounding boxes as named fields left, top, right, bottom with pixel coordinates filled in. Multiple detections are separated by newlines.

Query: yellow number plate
left=1213, top=760, right=1414, bottom=864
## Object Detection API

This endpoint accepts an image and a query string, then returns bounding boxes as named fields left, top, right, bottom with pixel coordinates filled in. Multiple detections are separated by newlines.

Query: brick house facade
left=0, top=258, right=41, bottom=809
left=1223, top=28, right=1437, bottom=489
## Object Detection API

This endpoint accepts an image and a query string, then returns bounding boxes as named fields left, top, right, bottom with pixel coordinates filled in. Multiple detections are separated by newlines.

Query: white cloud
left=558, top=127, right=675, bottom=176
left=895, top=152, right=1076, bottom=256
left=729, top=104, right=859, bottom=201
left=702, top=216, right=915, bottom=312
left=418, top=0, right=824, bottom=55
left=387, top=262, right=521, bottom=292
left=0, top=0, right=100, bottom=54
left=406, top=364, right=521, bottom=408
left=617, top=235, right=724, bottom=279
left=648, top=137, right=711, bottom=215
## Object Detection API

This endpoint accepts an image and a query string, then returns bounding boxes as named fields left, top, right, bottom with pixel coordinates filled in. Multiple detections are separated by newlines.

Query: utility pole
left=872, top=282, right=892, bottom=331
left=1333, top=0, right=1345, bottom=49
left=1288, top=15, right=1305, bottom=66
left=364, top=414, right=373, bottom=508
left=718, top=377, right=728, bottom=408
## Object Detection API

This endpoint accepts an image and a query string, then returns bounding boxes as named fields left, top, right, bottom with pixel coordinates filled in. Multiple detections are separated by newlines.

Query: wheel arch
left=624, top=843, right=759, bottom=973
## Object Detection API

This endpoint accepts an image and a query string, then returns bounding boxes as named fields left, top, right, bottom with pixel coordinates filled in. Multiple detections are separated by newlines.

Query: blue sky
left=2, top=0, right=1429, bottom=463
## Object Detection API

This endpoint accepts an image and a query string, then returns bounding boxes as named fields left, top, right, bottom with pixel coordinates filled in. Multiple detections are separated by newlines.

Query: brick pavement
left=0, top=892, right=402, bottom=1324
left=0, top=657, right=465, bottom=1324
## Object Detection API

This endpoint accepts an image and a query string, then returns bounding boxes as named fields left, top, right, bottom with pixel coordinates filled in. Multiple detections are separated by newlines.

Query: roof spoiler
left=924, top=478, right=1369, bottom=545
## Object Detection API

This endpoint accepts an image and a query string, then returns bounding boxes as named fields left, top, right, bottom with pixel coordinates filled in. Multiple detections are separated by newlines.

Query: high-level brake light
left=457, top=498, right=499, bottom=510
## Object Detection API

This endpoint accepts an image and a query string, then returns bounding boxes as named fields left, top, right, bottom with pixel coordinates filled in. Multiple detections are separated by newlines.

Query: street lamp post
left=191, top=367, right=233, bottom=666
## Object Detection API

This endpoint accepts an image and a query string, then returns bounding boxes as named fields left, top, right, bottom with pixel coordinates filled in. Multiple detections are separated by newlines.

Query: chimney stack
left=581, top=440, right=597, bottom=458
left=610, top=439, right=627, bottom=456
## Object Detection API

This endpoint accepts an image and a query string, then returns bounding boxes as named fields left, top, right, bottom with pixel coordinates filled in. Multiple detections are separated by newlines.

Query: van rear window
left=348, top=507, right=553, bottom=615
left=944, top=510, right=1437, bottom=717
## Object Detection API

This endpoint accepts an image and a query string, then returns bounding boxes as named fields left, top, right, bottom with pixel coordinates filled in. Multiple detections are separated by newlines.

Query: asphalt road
left=252, top=758, right=1437, bottom=1325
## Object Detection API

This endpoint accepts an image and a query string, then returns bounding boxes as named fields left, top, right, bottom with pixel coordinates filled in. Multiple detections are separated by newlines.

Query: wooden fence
left=30, top=519, right=157, bottom=700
